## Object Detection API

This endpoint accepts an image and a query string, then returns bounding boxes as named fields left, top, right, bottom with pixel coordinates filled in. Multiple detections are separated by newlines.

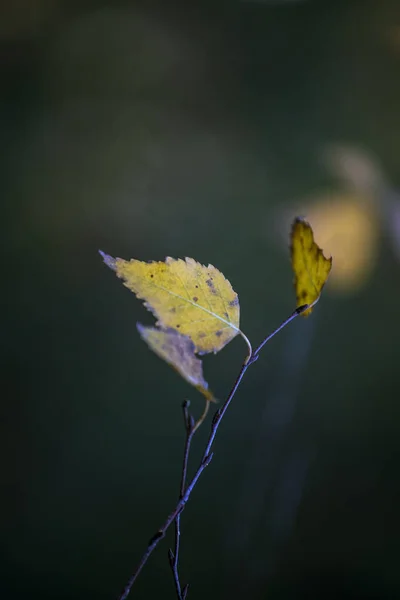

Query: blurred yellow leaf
left=137, top=325, right=214, bottom=402
left=290, top=217, right=332, bottom=316
left=99, top=252, right=240, bottom=354
left=304, top=196, right=379, bottom=293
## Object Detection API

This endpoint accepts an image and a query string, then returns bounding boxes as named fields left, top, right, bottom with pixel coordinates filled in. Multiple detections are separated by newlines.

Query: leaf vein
left=147, top=281, right=238, bottom=332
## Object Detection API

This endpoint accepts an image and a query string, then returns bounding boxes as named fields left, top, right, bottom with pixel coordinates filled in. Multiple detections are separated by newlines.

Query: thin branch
left=168, top=400, right=195, bottom=600
left=169, top=397, right=218, bottom=597
left=117, top=304, right=308, bottom=600
left=252, top=304, right=308, bottom=358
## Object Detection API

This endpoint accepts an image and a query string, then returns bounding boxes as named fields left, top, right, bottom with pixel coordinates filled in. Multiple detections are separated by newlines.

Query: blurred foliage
left=2, top=1, right=400, bottom=599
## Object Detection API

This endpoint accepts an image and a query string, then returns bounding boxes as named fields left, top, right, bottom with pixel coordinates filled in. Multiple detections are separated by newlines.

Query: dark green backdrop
left=3, top=1, right=400, bottom=598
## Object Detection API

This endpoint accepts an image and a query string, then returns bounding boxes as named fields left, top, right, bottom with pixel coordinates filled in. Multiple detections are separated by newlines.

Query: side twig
left=168, top=400, right=195, bottom=600
left=168, top=397, right=212, bottom=598
left=117, top=305, right=308, bottom=600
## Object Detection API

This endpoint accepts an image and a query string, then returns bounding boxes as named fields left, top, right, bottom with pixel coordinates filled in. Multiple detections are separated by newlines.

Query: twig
left=117, top=305, right=308, bottom=600
left=168, top=397, right=212, bottom=598
left=168, top=400, right=195, bottom=600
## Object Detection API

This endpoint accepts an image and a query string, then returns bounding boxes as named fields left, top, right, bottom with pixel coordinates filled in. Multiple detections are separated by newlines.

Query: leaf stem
left=238, top=329, right=253, bottom=360
left=116, top=304, right=309, bottom=600
left=192, top=398, right=210, bottom=433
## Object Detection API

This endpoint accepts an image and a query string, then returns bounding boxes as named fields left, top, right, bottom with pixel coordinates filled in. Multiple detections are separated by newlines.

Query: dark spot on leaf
left=195, top=285, right=199, bottom=288
left=198, top=332, right=206, bottom=338
left=206, top=279, right=217, bottom=294
left=176, top=324, right=180, bottom=328
left=301, top=290, right=308, bottom=300
left=229, top=297, right=239, bottom=307
left=224, top=312, right=229, bottom=319
left=193, top=296, right=198, bottom=302
left=215, top=330, right=223, bottom=337
left=170, top=307, right=176, bottom=313
left=150, top=274, right=154, bottom=278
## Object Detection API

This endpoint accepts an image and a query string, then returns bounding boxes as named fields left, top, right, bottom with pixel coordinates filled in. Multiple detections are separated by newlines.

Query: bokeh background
left=3, top=1, right=400, bottom=598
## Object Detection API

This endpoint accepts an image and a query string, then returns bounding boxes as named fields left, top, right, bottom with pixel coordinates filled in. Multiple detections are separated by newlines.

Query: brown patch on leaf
left=229, top=296, right=239, bottom=307
left=206, top=279, right=217, bottom=294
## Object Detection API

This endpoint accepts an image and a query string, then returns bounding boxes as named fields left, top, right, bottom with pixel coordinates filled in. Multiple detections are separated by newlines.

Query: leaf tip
left=293, top=215, right=307, bottom=223
left=137, top=322, right=151, bottom=340
left=99, top=250, right=117, bottom=271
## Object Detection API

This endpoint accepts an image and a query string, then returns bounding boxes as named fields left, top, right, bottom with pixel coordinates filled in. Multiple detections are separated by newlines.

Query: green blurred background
left=3, top=1, right=400, bottom=598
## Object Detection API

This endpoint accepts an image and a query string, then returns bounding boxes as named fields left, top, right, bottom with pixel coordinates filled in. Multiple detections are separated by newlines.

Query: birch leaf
left=99, top=252, right=240, bottom=354
left=290, top=217, right=332, bottom=316
left=137, top=324, right=214, bottom=401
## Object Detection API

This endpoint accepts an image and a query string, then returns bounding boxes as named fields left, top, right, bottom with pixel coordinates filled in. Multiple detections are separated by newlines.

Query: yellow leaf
left=99, top=253, right=240, bottom=354
left=290, top=217, right=332, bottom=316
left=137, top=324, right=214, bottom=402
